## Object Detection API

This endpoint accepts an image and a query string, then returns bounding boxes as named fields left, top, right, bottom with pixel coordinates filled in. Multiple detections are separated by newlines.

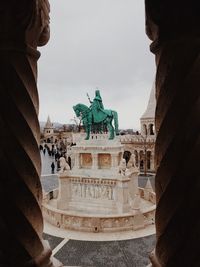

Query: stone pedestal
left=56, top=134, right=135, bottom=215
left=43, top=134, right=157, bottom=233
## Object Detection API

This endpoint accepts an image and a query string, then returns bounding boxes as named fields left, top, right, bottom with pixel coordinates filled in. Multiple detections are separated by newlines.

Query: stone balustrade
left=42, top=187, right=156, bottom=233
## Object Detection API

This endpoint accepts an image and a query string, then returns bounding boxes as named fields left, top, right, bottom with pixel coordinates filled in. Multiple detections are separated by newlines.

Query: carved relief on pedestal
left=80, top=153, right=92, bottom=168
left=101, top=218, right=113, bottom=228
left=70, top=178, right=114, bottom=200
left=98, top=153, right=111, bottom=169
left=63, top=216, right=71, bottom=227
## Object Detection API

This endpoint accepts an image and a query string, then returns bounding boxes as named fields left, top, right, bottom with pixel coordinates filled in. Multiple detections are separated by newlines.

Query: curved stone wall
left=42, top=188, right=156, bottom=233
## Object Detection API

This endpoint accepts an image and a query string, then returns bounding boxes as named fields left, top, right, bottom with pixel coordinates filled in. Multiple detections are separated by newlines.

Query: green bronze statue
left=73, top=90, right=119, bottom=140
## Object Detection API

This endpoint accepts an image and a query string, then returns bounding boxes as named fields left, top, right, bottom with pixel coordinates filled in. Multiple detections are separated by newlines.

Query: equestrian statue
left=73, top=90, right=119, bottom=140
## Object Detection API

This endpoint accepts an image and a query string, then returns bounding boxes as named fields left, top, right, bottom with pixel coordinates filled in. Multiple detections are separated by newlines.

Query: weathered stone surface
left=0, top=1, right=61, bottom=266
left=145, top=1, right=200, bottom=266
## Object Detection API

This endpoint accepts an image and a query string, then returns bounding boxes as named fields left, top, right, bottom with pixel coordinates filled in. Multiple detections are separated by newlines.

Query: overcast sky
left=38, top=0, right=156, bottom=130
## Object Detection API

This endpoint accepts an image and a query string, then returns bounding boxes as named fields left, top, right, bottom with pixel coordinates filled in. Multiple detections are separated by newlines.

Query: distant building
left=140, top=82, right=156, bottom=136
left=120, top=82, right=156, bottom=173
left=43, top=116, right=54, bottom=138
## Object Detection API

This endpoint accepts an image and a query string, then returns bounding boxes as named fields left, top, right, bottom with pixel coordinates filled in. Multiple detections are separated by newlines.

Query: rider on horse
left=88, top=90, right=111, bottom=123
left=73, top=90, right=119, bottom=140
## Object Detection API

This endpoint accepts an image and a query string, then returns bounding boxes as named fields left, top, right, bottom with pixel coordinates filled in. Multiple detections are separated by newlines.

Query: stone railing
left=119, top=135, right=156, bottom=144
left=42, top=187, right=156, bottom=233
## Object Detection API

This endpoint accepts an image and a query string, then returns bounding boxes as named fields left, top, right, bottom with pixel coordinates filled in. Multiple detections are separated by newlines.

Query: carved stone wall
left=71, top=178, right=114, bottom=200
left=0, top=1, right=61, bottom=266
left=145, top=1, right=200, bottom=266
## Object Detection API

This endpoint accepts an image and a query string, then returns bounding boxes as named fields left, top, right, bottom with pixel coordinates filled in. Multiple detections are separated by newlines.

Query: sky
left=38, top=0, right=156, bottom=130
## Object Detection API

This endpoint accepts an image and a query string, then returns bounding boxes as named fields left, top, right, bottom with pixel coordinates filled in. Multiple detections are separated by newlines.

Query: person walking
left=51, top=162, right=55, bottom=174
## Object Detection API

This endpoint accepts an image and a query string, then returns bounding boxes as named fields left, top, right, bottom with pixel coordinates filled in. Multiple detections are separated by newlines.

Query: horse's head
left=73, top=104, right=81, bottom=117
left=73, top=103, right=90, bottom=118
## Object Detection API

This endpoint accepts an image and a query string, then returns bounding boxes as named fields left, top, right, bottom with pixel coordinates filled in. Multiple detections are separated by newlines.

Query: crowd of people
left=39, top=142, right=72, bottom=174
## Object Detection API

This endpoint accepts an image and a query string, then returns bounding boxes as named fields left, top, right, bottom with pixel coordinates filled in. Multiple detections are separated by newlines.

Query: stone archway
left=1, top=1, right=199, bottom=267
left=123, top=150, right=132, bottom=165
left=148, top=124, right=154, bottom=135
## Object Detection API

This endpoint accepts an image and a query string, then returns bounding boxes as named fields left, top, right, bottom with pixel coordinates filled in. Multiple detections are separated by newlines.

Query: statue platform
left=43, top=133, right=156, bottom=232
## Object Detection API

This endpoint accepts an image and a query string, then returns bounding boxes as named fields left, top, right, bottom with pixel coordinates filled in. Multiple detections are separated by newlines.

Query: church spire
left=140, top=81, right=156, bottom=136
left=141, top=81, right=156, bottom=120
left=45, top=115, right=53, bottom=128
left=43, top=115, right=54, bottom=137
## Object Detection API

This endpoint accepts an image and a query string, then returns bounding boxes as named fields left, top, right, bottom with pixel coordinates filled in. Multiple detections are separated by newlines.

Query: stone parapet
left=43, top=188, right=156, bottom=233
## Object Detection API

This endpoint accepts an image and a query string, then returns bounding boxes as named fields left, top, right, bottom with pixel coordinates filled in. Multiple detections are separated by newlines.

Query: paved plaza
left=43, top=233, right=155, bottom=267
left=41, top=152, right=155, bottom=267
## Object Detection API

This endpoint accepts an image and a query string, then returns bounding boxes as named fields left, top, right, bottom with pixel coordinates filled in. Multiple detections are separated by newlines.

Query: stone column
left=92, top=153, right=98, bottom=169
left=151, top=151, right=155, bottom=172
left=111, top=153, right=119, bottom=168
left=0, top=1, right=61, bottom=266
left=137, top=151, right=140, bottom=169
left=74, top=153, right=80, bottom=169
left=145, top=1, right=200, bottom=266
left=116, top=178, right=130, bottom=213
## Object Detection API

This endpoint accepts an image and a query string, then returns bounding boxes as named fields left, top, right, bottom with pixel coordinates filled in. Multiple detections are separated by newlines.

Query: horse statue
left=73, top=103, right=119, bottom=140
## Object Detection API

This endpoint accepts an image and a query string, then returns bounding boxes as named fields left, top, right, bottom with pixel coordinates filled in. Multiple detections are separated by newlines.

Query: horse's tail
left=112, top=111, right=119, bottom=134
